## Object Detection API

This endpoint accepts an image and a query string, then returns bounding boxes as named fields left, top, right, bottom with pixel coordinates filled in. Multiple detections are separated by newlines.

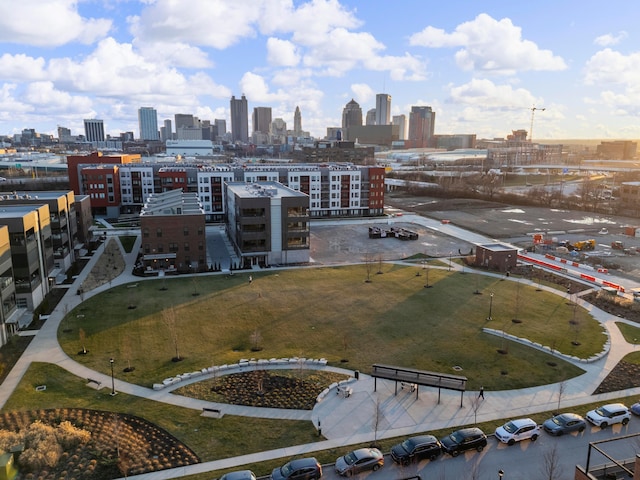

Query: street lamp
left=498, top=470, right=504, bottom=479
left=487, top=292, right=494, bottom=320
left=109, top=358, right=117, bottom=396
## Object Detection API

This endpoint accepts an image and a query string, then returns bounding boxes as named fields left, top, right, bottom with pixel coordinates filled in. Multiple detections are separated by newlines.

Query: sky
left=1, top=0, right=640, bottom=141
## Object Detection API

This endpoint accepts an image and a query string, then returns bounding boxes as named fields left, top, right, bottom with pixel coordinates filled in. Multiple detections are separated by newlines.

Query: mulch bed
left=593, top=361, right=640, bottom=395
left=0, top=408, right=199, bottom=480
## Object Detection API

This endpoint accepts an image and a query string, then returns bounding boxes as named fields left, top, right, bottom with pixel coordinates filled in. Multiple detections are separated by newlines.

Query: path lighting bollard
left=498, top=470, right=504, bottom=479
left=488, top=292, right=494, bottom=320
left=110, top=358, right=117, bottom=396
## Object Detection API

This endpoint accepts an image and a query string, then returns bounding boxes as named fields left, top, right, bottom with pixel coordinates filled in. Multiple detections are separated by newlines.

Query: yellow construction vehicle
left=573, top=239, right=596, bottom=251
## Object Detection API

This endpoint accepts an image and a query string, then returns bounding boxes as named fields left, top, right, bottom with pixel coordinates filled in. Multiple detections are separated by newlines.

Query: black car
left=271, top=458, right=322, bottom=480
left=391, top=435, right=442, bottom=465
left=439, top=427, right=487, bottom=457
left=220, top=471, right=257, bottom=480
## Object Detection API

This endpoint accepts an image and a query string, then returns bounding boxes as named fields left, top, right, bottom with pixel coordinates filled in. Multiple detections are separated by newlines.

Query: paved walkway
left=1, top=231, right=640, bottom=479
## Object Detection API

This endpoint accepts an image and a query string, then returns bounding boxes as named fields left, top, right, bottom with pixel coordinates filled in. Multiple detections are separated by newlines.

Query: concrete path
left=2, top=231, right=640, bottom=480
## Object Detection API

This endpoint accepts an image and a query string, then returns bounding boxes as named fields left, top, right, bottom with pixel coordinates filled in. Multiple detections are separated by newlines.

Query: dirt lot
left=384, top=192, right=640, bottom=281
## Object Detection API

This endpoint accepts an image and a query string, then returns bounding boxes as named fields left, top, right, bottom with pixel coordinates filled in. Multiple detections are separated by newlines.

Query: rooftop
left=140, top=189, right=204, bottom=216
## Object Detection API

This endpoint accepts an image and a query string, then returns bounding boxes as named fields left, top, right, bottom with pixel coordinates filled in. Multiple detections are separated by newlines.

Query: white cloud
left=584, top=48, right=640, bottom=86
left=409, top=13, right=566, bottom=74
left=594, top=31, right=628, bottom=47
left=267, top=38, right=300, bottom=67
left=0, top=54, right=47, bottom=82
left=23, top=81, right=93, bottom=113
left=0, top=0, right=111, bottom=46
left=240, top=72, right=284, bottom=103
left=134, top=41, right=213, bottom=69
left=447, top=79, right=537, bottom=108
left=128, top=0, right=261, bottom=49
left=350, top=84, right=375, bottom=105
left=0, top=84, right=33, bottom=121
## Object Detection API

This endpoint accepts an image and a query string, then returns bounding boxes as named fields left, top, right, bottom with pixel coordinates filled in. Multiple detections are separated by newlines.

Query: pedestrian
left=249, top=275, right=253, bottom=284
left=478, top=386, right=484, bottom=399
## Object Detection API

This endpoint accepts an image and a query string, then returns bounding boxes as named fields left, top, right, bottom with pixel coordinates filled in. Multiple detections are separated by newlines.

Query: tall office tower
left=174, top=114, right=195, bottom=131
left=138, top=107, right=159, bottom=141
left=375, top=94, right=391, bottom=126
left=84, top=119, right=105, bottom=143
left=230, top=95, right=249, bottom=142
left=408, top=106, right=436, bottom=148
left=252, top=107, right=272, bottom=135
left=366, top=109, right=376, bottom=126
left=392, top=115, right=407, bottom=140
left=214, top=119, right=226, bottom=137
left=160, top=119, right=172, bottom=142
left=293, top=106, right=302, bottom=134
left=341, top=99, right=363, bottom=129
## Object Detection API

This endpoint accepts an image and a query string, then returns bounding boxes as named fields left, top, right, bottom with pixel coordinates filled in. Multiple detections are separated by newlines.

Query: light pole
left=109, top=358, right=117, bottom=396
left=487, top=292, right=494, bottom=320
left=498, top=470, right=504, bottom=479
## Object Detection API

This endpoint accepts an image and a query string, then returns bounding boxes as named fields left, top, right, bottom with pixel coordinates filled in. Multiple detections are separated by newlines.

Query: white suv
left=586, top=403, right=631, bottom=428
left=494, top=418, right=541, bottom=445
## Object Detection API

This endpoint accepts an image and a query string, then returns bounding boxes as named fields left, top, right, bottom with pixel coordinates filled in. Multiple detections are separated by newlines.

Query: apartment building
left=140, top=189, right=206, bottom=273
left=0, top=225, right=18, bottom=347
left=226, top=182, right=309, bottom=267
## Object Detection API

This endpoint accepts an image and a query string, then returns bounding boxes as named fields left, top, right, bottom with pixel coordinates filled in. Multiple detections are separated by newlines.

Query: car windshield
left=595, top=407, right=611, bottom=417
left=502, top=421, right=518, bottom=433
left=400, top=439, right=414, bottom=451
left=552, top=416, right=565, bottom=426
left=450, top=431, right=464, bottom=443
left=343, top=452, right=357, bottom=465
left=280, top=463, right=293, bottom=477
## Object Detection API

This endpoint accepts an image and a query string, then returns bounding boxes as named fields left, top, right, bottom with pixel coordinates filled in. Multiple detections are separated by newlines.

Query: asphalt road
left=319, top=420, right=640, bottom=480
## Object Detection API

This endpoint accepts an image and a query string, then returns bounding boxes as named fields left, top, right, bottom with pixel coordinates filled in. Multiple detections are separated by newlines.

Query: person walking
left=478, top=386, right=484, bottom=399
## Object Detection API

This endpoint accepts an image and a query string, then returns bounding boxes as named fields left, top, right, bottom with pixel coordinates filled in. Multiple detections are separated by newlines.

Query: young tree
left=540, top=444, right=563, bottom=480
left=556, top=380, right=567, bottom=414
left=162, top=307, right=181, bottom=361
left=78, top=328, right=88, bottom=354
left=364, top=252, right=374, bottom=283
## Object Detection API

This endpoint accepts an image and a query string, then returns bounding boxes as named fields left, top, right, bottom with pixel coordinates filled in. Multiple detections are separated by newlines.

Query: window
left=197, top=226, right=203, bottom=235
left=156, top=228, right=162, bottom=238
left=183, top=227, right=189, bottom=236
left=157, top=244, right=163, bottom=253
left=184, top=242, right=190, bottom=251
left=198, top=241, right=204, bottom=251
left=169, top=243, right=178, bottom=253
left=143, top=244, right=150, bottom=254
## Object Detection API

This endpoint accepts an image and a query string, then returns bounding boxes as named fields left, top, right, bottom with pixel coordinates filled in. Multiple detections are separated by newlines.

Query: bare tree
left=556, top=380, right=567, bottom=414
left=470, top=394, right=482, bottom=425
left=78, top=328, right=88, bottom=354
left=250, top=328, right=262, bottom=352
left=540, top=444, right=563, bottom=480
left=364, top=252, right=374, bottom=283
left=162, top=307, right=181, bottom=361
left=372, top=396, right=382, bottom=448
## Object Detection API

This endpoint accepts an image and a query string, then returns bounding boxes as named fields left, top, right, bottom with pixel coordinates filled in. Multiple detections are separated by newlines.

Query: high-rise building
left=214, top=119, right=226, bottom=138
left=230, top=95, right=249, bottom=143
left=174, top=114, right=195, bottom=131
left=138, top=107, right=159, bottom=141
left=408, top=106, right=436, bottom=148
left=57, top=126, right=72, bottom=143
left=392, top=115, right=407, bottom=140
left=294, top=106, right=302, bottom=135
left=375, top=94, right=391, bottom=126
left=252, top=107, right=272, bottom=135
left=342, top=99, right=363, bottom=130
left=83, top=119, right=105, bottom=143
left=366, top=109, right=377, bottom=126
left=160, top=119, right=173, bottom=143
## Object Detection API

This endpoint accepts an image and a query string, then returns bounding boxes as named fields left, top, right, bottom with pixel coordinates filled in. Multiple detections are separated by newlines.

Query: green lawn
left=118, top=235, right=138, bottom=253
left=57, top=265, right=599, bottom=391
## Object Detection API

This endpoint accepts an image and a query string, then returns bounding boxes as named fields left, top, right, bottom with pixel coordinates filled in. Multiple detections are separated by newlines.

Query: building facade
left=408, top=106, right=436, bottom=148
left=138, top=107, right=159, bottom=141
left=375, top=94, right=391, bottom=126
left=293, top=106, right=302, bottom=135
left=226, top=182, right=309, bottom=268
left=0, top=225, right=17, bottom=347
left=140, top=189, right=206, bottom=273
left=83, top=119, right=105, bottom=143
left=342, top=99, right=363, bottom=130
left=230, top=95, right=249, bottom=143
left=392, top=115, right=407, bottom=140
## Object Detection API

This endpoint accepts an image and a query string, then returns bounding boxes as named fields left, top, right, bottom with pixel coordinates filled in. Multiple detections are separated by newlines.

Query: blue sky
left=1, top=0, right=639, bottom=141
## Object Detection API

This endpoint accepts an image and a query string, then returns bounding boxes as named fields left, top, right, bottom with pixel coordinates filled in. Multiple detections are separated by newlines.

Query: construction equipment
left=573, top=239, right=596, bottom=251
left=611, top=241, right=624, bottom=250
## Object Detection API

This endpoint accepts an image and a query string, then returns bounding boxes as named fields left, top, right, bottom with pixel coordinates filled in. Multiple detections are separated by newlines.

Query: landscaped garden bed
left=174, top=369, right=349, bottom=409
left=0, top=408, right=199, bottom=479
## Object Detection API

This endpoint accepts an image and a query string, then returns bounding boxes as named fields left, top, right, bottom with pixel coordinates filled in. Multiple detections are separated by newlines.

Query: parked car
left=586, top=403, right=631, bottom=428
left=220, top=471, right=257, bottom=480
left=391, top=435, right=442, bottom=464
left=631, top=402, right=640, bottom=415
left=440, top=427, right=487, bottom=457
left=494, top=418, right=541, bottom=445
left=599, top=228, right=609, bottom=235
left=271, top=458, right=323, bottom=480
left=542, top=413, right=587, bottom=436
left=335, top=448, right=384, bottom=476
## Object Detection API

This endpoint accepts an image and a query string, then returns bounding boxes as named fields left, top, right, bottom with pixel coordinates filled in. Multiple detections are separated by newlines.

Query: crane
left=529, top=106, right=545, bottom=142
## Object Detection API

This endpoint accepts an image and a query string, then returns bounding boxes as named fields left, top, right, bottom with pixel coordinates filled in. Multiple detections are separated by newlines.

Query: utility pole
left=530, top=106, right=546, bottom=142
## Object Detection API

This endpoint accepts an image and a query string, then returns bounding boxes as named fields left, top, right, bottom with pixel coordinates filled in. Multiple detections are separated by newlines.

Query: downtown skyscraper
left=138, top=107, right=159, bottom=141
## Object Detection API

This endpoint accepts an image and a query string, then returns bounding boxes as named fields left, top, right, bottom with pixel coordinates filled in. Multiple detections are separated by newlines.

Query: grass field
left=58, top=264, right=600, bottom=391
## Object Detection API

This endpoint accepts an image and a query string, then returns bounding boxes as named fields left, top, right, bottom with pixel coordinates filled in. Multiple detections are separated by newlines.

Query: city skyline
left=1, top=1, right=640, bottom=141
